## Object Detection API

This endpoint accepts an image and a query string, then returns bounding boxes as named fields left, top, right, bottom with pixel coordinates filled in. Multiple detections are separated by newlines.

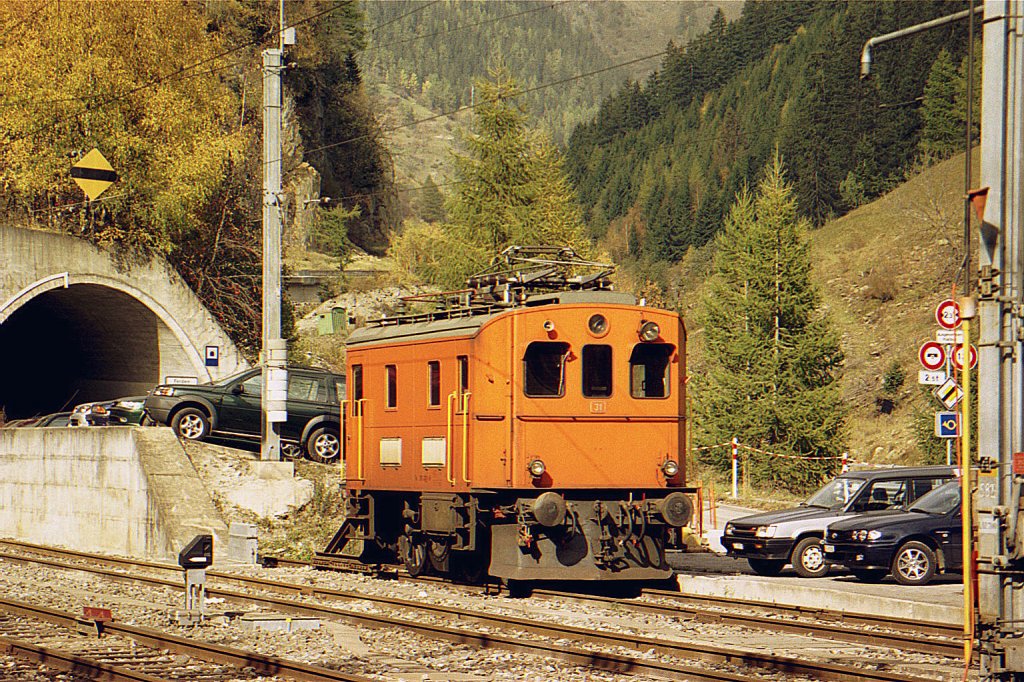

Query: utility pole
left=260, top=2, right=289, bottom=461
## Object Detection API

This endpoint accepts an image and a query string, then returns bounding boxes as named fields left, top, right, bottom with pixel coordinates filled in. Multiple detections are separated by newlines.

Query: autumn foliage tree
left=0, top=1, right=383, bottom=356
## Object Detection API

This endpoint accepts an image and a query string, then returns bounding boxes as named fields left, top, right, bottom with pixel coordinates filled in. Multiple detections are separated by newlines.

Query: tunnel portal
left=0, top=284, right=188, bottom=419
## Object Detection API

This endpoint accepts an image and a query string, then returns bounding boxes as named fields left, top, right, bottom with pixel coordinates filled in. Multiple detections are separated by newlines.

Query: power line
left=368, top=0, right=443, bottom=33
left=298, top=48, right=672, bottom=164
left=0, top=2, right=344, bottom=139
left=362, top=2, right=558, bottom=53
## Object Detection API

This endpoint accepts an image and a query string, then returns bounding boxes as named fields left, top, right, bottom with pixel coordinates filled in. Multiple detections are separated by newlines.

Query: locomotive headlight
left=588, top=314, right=608, bottom=336
left=527, top=458, right=546, bottom=478
left=661, top=459, right=680, bottom=477
left=639, top=321, right=660, bottom=342
left=754, top=525, right=777, bottom=538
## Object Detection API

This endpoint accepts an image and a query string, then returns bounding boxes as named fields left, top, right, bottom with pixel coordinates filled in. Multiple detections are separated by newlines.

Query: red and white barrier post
left=731, top=437, right=739, bottom=499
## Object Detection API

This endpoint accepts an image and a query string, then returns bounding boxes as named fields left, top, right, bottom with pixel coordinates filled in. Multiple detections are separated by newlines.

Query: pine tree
left=694, top=154, right=845, bottom=491
left=918, top=49, right=961, bottom=161
left=393, top=66, right=591, bottom=287
left=418, top=175, right=446, bottom=223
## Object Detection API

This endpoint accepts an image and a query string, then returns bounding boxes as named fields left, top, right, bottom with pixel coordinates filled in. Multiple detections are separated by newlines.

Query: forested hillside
left=566, top=0, right=975, bottom=267
left=360, top=0, right=734, bottom=145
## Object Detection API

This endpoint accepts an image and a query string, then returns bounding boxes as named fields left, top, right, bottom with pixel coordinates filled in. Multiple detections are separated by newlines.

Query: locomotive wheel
left=428, top=540, right=450, bottom=573
left=398, top=536, right=428, bottom=577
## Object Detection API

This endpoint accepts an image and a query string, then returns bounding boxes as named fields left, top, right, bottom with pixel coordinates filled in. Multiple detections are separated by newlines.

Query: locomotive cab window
left=524, top=341, right=569, bottom=397
left=386, top=364, right=397, bottom=409
left=582, top=345, right=612, bottom=397
left=351, top=365, right=363, bottom=416
left=630, top=344, right=673, bottom=398
left=428, top=361, right=441, bottom=407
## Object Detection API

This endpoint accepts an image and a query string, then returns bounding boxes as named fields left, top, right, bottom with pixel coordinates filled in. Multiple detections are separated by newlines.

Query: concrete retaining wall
left=0, top=427, right=226, bottom=560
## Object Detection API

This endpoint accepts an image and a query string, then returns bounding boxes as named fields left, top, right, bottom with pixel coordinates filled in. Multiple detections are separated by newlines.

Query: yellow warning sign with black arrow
left=71, top=148, right=117, bottom=201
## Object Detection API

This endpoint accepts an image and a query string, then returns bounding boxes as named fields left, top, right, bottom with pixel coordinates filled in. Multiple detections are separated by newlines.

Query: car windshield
left=909, top=481, right=961, bottom=514
left=804, top=477, right=866, bottom=509
left=209, top=370, right=255, bottom=387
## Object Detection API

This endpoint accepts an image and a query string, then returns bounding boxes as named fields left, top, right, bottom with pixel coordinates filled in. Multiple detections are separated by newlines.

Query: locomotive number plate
left=590, top=401, right=606, bottom=414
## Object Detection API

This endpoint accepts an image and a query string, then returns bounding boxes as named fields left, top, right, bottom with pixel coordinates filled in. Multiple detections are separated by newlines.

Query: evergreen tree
left=418, top=175, right=446, bottom=223
left=694, top=154, right=845, bottom=491
left=391, top=67, right=591, bottom=287
left=918, top=49, right=961, bottom=160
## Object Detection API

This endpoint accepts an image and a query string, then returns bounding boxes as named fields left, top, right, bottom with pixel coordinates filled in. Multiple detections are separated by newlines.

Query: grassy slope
left=806, top=152, right=975, bottom=464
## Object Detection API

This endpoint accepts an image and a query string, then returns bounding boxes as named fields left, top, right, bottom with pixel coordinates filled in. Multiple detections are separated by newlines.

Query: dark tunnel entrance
left=0, top=284, right=165, bottom=420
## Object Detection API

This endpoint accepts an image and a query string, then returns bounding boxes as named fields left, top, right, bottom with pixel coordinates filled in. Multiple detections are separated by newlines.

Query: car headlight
left=755, top=525, right=777, bottom=538
left=724, top=522, right=734, bottom=534
left=853, top=529, right=878, bottom=541
left=116, top=401, right=144, bottom=410
left=152, top=387, right=175, bottom=397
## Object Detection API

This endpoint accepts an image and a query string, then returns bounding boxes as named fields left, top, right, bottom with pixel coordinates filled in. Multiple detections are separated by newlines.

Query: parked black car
left=721, top=466, right=957, bottom=578
left=144, top=366, right=345, bottom=463
left=823, top=479, right=962, bottom=585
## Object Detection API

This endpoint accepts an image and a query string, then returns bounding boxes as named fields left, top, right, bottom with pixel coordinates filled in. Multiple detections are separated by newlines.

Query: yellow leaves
left=0, top=1, right=257, bottom=246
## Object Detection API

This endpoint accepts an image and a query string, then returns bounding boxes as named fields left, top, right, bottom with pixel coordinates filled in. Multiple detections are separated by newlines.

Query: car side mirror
left=232, top=385, right=244, bottom=395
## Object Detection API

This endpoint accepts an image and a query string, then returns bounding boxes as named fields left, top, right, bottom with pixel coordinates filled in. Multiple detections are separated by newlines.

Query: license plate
left=733, top=542, right=744, bottom=550
left=823, top=544, right=835, bottom=553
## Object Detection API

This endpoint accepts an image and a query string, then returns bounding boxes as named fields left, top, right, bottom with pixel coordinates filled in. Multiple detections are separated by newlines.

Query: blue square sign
left=935, top=411, right=960, bottom=438
left=205, top=345, right=219, bottom=367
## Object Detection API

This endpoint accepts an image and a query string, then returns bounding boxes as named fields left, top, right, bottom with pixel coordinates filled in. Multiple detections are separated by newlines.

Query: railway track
left=0, top=539, right=959, bottom=682
left=0, top=595, right=375, bottom=682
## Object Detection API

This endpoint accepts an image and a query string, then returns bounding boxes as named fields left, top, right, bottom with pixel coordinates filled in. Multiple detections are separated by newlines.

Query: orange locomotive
left=323, top=248, right=696, bottom=583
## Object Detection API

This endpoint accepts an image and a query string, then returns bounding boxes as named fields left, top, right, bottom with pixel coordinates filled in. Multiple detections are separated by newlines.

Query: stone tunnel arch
left=0, top=276, right=213, bottom=419
left=0, top=226, right=248, bottom=421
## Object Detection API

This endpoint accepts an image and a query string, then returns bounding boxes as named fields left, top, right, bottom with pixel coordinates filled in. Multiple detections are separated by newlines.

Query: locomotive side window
left=457, top=355, right=469, bottom=413
left=458, top=356, right=469, bottom=393
left=629, top=344, right=673, bottom=398
left=582, top=345, right=612, bottom=397
left=428, top=361, right=441, bottom=407
left=386, top=364, right=397, bottom=408
left=524, top=341, right=569, bottom=397
left=352, top=365, right=363, bottom=396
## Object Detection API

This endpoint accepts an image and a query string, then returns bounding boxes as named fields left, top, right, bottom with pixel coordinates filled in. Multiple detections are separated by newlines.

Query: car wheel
left=306, top=426, right=341, bottom=464
left=171, top=407, right=210, bottom=441
left=850, top=568, right=888, bottom=583
left=281, top=442, right=304, bottom=460
left=139, top=414, right=154, bottom=427
left=792, top=537, right=830, bottom=578
left=892, top=540, right=937, bottom=586
left=747, top=558, right=785, bottom=576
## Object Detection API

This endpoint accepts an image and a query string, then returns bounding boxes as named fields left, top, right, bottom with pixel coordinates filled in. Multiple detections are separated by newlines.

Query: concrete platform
left=673, top=501, right=963, bottom=626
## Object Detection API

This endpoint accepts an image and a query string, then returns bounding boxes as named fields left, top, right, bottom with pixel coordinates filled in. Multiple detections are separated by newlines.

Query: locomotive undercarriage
left=322, top=488, right=695, bottom=583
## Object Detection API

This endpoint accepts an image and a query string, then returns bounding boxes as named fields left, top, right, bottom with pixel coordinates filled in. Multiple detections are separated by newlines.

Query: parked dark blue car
left=823, top=480, right=962, bottom=585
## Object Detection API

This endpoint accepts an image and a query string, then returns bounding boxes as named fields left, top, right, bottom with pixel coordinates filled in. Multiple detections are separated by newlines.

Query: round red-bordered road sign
left=951, top=343, right=978, bottom=371
left=936, top=299, right=962, bottom=330
left=919, top=341, right=946, bottom=371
